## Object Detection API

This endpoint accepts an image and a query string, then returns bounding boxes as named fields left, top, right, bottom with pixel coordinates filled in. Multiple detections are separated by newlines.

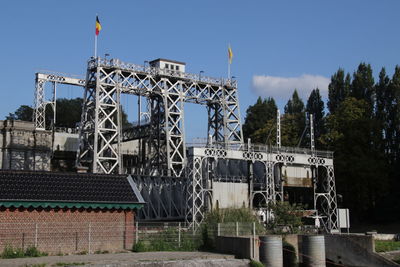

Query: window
left=176, top=66, right=180, bottom=71
left=165, top=64, right=169, bottom=69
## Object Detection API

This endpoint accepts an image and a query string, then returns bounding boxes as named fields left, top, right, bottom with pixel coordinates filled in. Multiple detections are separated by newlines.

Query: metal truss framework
left=32, top=59, right=339, bottom=234
left=33, top=73, right=85, bottom=130
left=185, top=146, right=339, bottom=233
left=74, top=57, right=243, bottom=175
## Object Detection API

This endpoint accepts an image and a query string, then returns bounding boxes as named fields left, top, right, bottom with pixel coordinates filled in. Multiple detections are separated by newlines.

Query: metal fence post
left=217, top=223, right=220, bottom=236
left=88, top=222, right=91, bottom=254
left=252, top=222, right=256, bottom=259
left=135, top=221, right=139, bottom=243
left=236, top=222, right=239, bottom=236
left=34, top=223, right=38, bottom=247
left=178, top=222, right=181, bottom=248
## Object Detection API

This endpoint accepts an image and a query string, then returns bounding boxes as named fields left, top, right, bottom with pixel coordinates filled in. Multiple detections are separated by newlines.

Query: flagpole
left=95, top=34, right=98, bottom=58
left=94, top=14, right=98, bottom=58
left=228, top=60, right=231, bottom=80
left=228, top=44, right=231, bottom=80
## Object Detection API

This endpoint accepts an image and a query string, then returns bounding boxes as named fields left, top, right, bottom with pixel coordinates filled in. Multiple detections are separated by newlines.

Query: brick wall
left=0, top=206, right=135, bottom=255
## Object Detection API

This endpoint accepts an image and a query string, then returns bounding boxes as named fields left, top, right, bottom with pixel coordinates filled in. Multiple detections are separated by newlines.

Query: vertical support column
left=163, top=80, right=186, bottom=177
left=207, top=83, right=243, bottom=148
left=310, top=114, right=315, bottom=156
left=148, top=93, right=169, bottom=175
left=277, top=109, right=281, bottom=149
left=33, top=76, right=46, bottom=130
left=185, top=156, right=204, bottom=229
left=77, top=59, right=121, bottom=174
left=265, top=161, right=275, bottom=222
left=221, top=85, right=243, bottom=146
left=207, top=103, right=224, bottom=147
left=76, top=64, right=97, bottom=170
left=326, top=165, right=339, bottom=232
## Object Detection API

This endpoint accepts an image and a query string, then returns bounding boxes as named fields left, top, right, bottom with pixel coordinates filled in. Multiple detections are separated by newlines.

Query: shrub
left=1, top=245, right=48, bottom=259
left=266, top=202, right=303, bottom=234
left=250, top=259, right=264, bottom=267
left=2, top=245, right=24, bottom=258
left=201, top=208, right=265, bottom=249
left=25, top=246, right=47, bottom=257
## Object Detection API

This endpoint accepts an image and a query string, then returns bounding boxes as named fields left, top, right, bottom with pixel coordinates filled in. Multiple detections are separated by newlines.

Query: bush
left=25, top=246, right=47, bottom=257
left=1, top=245, right=48, bottom=259
left=2, top=245, right=24, bottom=259
left=250, top=259, right=264, bottom=267
left=266, top=202, right=303, bottom=234
left=201, top=208, right=265, bottom=249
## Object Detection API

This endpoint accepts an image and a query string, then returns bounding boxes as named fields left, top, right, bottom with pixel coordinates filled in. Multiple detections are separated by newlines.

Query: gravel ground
left=0, top=251, right=239, bottom=267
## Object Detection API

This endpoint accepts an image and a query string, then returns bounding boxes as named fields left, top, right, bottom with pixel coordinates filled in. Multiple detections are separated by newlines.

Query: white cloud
left=252, top=74, right=330, bottom=102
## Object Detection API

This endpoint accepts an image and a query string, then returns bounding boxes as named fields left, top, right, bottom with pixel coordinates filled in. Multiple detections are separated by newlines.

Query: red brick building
left=0, top=171, right=144, bottom=254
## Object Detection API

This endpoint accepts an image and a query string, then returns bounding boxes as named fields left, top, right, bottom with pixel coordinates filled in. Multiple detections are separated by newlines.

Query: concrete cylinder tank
left=302, top=235, right=326, bottom=267
left=259, top=235, right=283, bottom=267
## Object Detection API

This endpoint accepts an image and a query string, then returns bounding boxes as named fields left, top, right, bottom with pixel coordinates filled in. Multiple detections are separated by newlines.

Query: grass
left=23, top=265, right=47, bottom=267
left=132, top=228, right=202, bottom=252
left=375, top=240, right=400, bottom=252
left=1, top=245, right=48, bottom=259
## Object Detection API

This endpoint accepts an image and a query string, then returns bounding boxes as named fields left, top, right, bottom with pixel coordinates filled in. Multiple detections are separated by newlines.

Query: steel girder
left=33, top=77, right=46, bottom=130
left=186, top=147, right=339, bottom=233
left=313, top=165, right=339, bottom=232
left=76, top=57, right=243, bottom=176
left=76, top=65, right=122, bottom=174
left=34, top=58, right=243, bottom=176
left=33, top=73, right=86, bottom=130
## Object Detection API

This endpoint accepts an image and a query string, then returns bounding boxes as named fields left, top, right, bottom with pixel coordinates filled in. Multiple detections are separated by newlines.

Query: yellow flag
left=228, top=45, right=233, bottom=64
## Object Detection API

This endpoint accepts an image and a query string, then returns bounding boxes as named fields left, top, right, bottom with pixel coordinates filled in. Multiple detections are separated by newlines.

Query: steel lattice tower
left=75, top=57, right=243, bottom=176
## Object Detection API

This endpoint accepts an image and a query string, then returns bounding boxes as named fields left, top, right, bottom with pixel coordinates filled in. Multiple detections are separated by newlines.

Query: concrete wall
left=212, top=182, right=249, bottom=209
left=54, top=132, right=79, bottom=152
left=325, top=234, right=398, bottom=267
left=0, top=120, right=52, bottom=171
left=215, top=236, right=258, bottom=261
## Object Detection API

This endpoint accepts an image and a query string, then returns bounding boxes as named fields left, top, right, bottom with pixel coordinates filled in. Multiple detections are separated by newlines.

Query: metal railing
left=89, top=57, right=237, bottom=88
left=186, top=142, right=334, bottom=159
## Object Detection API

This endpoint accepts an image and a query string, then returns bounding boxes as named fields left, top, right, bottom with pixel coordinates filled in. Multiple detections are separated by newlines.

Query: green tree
left=323, top=97, right=388, bottom=220
left=306, top=88, right=325, bottom=148
left=328, top=68, right=350, bottom=114
left=350, top=63, right=375, bottom=109
left=282, top=90, right=305, bottom=147
left=242, top=97, right=277, bottom=142
left=8, top=98, right=132, bottom=129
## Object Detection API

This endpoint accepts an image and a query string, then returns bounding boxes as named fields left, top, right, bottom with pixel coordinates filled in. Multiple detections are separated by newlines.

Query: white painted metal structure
left=32, top=56, right=339, bottom=233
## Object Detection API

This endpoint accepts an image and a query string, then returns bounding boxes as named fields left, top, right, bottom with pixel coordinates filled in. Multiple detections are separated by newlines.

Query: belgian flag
left=95, top=16, right=102, bottom=36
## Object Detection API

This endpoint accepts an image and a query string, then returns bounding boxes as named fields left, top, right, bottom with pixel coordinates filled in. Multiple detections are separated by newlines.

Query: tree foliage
left=244, top=63, right=400, bottom=223
left=8, top=98, right=132, bottom=129
left=242, top=96, right=277, bottom=142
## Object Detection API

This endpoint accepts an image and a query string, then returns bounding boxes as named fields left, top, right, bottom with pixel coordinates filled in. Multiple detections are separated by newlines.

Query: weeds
left=375, top=240, right=400, bottom=252
left=1, top=245, right=47, bottom=259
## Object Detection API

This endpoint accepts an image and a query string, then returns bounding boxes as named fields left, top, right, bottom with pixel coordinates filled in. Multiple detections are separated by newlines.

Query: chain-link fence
left=0, top=221, right=133, bottom=255
left=0, top=221, right=267, bottom=255
left=134, top=222, right=202, bottom=251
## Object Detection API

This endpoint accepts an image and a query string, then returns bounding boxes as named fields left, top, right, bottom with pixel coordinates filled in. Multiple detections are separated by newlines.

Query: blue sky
left=1, top=1, right=399, bottom=141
